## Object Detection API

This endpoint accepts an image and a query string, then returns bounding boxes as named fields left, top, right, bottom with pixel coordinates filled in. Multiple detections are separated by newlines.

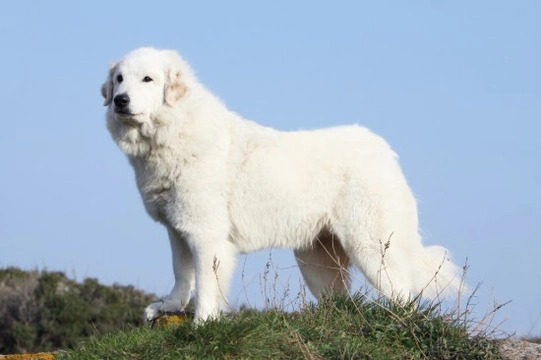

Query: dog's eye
left=143, top=76, right=153, bottom=83
left=116, top=74, right=123, bottom=83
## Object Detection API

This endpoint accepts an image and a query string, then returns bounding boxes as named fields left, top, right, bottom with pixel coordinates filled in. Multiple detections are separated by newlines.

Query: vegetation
left=0, top=267, right=157, bottom=354
left=62, top=294, right=502, bottom=359
left=0, top=267, right=510, bottom=359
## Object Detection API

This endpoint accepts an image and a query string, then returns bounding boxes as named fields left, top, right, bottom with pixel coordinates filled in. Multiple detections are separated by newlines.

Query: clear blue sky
left=2, top=1, right=539, bottom=337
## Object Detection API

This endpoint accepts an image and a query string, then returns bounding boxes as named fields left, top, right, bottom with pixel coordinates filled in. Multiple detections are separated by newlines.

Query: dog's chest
left=141, top=185, right=171, bottom=223
left=130, top=156, right=179, bottom=224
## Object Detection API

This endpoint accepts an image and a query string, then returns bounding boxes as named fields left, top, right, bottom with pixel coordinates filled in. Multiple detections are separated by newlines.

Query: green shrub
left=0, top=267, right=157, bottom=354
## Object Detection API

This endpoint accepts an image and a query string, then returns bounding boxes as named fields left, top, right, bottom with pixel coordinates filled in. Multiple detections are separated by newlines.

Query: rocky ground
left=498, top=339, right=541, bottom=360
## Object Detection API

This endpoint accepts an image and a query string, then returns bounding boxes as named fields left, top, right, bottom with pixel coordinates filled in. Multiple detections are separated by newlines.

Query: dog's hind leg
left=294, top=229, right=350, bottom=299
left=330, top=181, right=463, bottom=300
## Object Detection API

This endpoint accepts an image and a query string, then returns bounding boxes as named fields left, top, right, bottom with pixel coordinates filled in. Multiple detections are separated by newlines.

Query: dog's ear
left=165, top=67, right=188, bottom=106
left=101, top=62, right=117, bottom=106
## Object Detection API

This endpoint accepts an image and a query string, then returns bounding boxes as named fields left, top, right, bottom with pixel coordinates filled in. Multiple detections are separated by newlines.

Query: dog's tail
left=371, top=243, right=466, bottom=301
left=409, top=245, right=466, bottom=299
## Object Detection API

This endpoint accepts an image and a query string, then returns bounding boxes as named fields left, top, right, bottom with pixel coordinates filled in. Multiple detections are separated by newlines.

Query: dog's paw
left=144, top=302, right=164, bottom=322
left=145, top=299, right=187, bottom=322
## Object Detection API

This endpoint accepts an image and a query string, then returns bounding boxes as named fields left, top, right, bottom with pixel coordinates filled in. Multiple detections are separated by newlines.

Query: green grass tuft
left=61, top=293, right=502, bottom=360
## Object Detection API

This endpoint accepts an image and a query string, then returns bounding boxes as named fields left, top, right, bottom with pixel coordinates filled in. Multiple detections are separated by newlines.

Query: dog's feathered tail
left=411, top=245, right=466, bottom=299
left=367, top=243, right=466, bottom=301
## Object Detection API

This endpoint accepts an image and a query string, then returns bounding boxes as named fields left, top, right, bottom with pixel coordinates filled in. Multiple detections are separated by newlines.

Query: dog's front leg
left=144, top=227, right=195, bottom=321
left=189, top=231, right=238, bottom=323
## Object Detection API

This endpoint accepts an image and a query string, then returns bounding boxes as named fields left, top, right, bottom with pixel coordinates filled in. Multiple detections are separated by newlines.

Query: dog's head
left=101, top=47, right=189, bottom=120
left=101, top=48, right=193, bottom=155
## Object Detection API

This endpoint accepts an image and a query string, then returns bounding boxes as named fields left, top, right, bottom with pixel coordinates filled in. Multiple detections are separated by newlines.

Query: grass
left=60, top=293, right=503, bottom=360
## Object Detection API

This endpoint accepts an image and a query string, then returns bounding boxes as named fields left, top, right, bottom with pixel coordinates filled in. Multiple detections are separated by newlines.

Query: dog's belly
left=229, top=217, right=328, bottom=253
left=227, top=188, right=332, bottom=253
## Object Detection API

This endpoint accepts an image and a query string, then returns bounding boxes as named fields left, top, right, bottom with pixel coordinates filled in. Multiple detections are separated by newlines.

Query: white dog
left=102, top=47, right=463, bottom=322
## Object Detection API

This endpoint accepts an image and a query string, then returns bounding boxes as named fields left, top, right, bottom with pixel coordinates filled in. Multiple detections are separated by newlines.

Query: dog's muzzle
left=114, top=93, right=136, bottom=117
left=114, top=93, right=130, bottom=109
left=113, top=93, right=139, bottom=124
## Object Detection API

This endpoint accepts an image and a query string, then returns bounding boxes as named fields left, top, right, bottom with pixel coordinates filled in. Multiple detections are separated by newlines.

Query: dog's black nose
left=114, top=94, right=130, bottom=108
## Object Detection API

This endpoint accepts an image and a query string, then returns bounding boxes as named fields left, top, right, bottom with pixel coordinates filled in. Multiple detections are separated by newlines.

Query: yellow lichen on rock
left=152, top=313, right=190, bottom=328
left=0, top=353, right=56, bottom=360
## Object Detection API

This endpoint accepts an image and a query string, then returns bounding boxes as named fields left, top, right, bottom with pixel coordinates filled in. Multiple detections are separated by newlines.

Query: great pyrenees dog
left=102, top=47, right=463, bottom=322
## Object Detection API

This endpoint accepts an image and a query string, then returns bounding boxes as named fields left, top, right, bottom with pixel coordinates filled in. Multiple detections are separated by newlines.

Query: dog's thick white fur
left=102, top=47, right=463, bottom=322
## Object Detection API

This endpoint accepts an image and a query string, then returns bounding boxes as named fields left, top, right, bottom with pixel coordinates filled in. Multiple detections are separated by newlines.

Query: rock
left=498, top=339, right=541, bottom=360
left=0, top=353, right=56, bottom=359
left=150, top=312, right=192, bottom=329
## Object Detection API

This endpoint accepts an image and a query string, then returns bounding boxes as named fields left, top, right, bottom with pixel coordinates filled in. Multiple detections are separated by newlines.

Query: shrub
left=0, top=267, right=157, bottom=354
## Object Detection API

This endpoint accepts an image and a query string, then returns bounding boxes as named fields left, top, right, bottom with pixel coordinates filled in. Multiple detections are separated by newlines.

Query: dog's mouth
left=114, top=109, right=143, bottom=125
left=115, top=107, right=134, bottom=115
